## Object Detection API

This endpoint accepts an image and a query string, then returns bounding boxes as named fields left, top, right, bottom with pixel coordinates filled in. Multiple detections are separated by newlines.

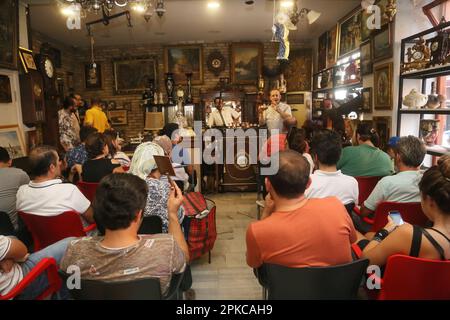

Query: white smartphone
left=388, top=211, right=405, bottom=226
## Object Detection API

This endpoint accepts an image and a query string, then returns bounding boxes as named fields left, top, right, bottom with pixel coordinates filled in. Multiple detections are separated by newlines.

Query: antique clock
left=207, top=51, right=226, bottom=76
left=19, top=71, right=46, bottom=125
left=36, top=54, right=57, bottom=95
left=402, top=37, right=431, bottom=72
left=427, top=32, right=450, bottom=67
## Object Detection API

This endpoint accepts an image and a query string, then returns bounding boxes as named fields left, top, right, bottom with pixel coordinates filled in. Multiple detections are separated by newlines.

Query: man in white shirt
left=207, top=97, right=239, bottom=127
left=305, top=129, right=358, bottom=206
left=16, top=146, right=94, bottom=223
left=0, top=234, right=72, bottom=298
left=360, top=136, right=426, bottom=217
left=259, top=89, right=292, bottom=132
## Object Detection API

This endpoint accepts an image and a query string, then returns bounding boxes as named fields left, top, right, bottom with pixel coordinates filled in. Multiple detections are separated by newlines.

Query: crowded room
left=1, top=0, right=450, bottom=301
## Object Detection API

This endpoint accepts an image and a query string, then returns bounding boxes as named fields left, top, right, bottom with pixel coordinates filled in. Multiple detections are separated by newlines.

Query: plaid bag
left=182, top=192, right=217, bottom=262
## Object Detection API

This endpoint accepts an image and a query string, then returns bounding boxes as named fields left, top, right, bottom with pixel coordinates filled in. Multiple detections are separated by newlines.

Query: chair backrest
left=355, top=176, right=382, bottom=205
left=261, top=259, right=369, bottom=300
left=18, top=211, right=87, bottom=251
left=379, top=254, right=450, bottom=300
left=76, top=181, right=99, bottom=202
left=59, top=271, right=162, bottom=300
left=370, top=202, right=428, bottom=232
left=0, top=211, right=15, bottom=236
left=138, top=215, right=163, bottom=235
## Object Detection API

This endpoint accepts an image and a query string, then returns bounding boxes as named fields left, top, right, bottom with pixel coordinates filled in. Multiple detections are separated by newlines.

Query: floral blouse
left=58, top=109, right=80, bottom=151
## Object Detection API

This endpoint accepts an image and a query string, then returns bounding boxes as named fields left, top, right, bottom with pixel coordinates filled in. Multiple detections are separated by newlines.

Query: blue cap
left=388, top=136, right=400, bottom=147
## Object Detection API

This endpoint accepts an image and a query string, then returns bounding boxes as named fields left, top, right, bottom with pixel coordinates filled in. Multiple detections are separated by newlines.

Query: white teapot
left=403, top=89, right=427, bottom=109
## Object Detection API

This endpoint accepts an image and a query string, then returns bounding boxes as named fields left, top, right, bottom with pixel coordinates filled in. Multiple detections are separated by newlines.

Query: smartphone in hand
left=388, top=211, right=405, bottom=226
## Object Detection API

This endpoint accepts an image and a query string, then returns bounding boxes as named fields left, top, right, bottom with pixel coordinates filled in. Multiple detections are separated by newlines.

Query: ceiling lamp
left=288, top=1, right=321, bottom=26
left=62, top=0, right=165, bottom=20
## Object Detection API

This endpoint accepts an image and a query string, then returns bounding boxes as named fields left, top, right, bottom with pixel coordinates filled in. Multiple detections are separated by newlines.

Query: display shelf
left=399, top=108, right=450, bottom=115
left=401, top=64, right=450, bottom=79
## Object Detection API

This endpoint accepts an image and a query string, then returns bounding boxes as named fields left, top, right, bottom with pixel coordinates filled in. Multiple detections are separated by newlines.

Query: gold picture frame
left=230, top=43, right=263, bottom=85
left=18, top=47, right=37, bottom=73
left=0, top=125, right=26, bottom=159
left=374, top=62, right=393, bottom=110
left=108, top=110, right=128, bottom=126
left=164, top=45, right=203, bottom=85
left=338, top=6, right=362, bottom=58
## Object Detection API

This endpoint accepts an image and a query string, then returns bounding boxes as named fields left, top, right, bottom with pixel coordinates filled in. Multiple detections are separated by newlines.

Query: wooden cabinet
left=19, top=71, right=45, bottom=126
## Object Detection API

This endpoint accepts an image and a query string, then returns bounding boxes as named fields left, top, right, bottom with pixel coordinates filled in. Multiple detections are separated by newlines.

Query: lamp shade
left=306, top=10, right=321, bottom=24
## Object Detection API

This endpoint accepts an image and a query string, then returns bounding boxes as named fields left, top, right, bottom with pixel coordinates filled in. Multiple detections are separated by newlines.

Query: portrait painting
left=374, top=62, right=393, bottom=110
left=373, top=116, right=391, bottom=151
left=360, top=40, right=373, bottom=75
left=0, top=75, right=12, bottom=103
left=326, top=25, right=338, bottom=68
left=373, top=25, right=393, bottom=62
left=361, top=87, right=372, bottom=113
left=165, top=45, right=203, bottom=85
left=0, top=0, right=18, bottom=70
left=0, top=126, right=26, bottom=159
left=113, top=57, right=157, bottom=94
left=230, top=43, right=263, bottom=84
left=338, top=8, right=362, bottom=58
left=108, top=110, right=128, bottom=126
left=85, top=62, right=102, bottom=90
left=285, top=49, right=312, bottom=92
left=318, top=32, right=328, bottom=71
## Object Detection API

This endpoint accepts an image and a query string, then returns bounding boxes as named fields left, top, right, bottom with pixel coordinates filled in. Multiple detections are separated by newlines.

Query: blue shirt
left=66, top=144, right=88, bottom=169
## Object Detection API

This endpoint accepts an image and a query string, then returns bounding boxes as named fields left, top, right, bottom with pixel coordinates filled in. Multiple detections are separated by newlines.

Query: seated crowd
left=0, top=119, right=449, bottom=300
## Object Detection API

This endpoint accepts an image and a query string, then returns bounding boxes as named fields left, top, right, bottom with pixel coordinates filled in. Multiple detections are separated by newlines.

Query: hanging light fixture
left=287, top=1, right=321, bottom=26
left=155, top=0, right=166, bottom=18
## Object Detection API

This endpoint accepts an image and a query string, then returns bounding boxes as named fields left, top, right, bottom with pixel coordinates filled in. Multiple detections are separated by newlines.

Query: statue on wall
left=273, top=12, right=297, bottom=61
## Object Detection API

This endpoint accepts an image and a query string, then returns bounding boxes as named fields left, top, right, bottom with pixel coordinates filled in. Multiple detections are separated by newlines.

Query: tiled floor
left=190, top=192, right=263, bottom=300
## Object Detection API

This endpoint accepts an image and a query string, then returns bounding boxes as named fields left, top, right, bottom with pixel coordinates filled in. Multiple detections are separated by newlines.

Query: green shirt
left=337, top=144, right=394, bottom=177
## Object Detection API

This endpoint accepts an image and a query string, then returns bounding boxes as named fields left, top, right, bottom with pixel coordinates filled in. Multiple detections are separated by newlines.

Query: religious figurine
left=384, top=0, right=397, bottom=22
left=273, top=12, right=296, bottom=60
left=172, top=110, right=188, bottom=129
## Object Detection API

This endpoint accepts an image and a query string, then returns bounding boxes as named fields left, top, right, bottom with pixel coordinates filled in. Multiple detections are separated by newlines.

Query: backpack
left=182, top=192, right=217, bottom=262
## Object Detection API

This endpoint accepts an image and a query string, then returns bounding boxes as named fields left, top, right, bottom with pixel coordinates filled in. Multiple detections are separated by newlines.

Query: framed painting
left=318, top=32, right=328, bottom=71
left=361, top=87, right=373, bottom=113
left=360, top=40, right=373, bottom=76
left=361, top=7, right=373, bottom=41
left=0, top=125, right=26, bottom=159
left=0, top=0, right=18, bottom=70
left=372, top=24, right=393, bottom=62
left=113, top=56, right=157, bottom=94
left=326, top=25, right=338, bottom=68
left=285, top=49, right=312, bottom=92
left=18, top=47, right=37, bottom=73
left=85, top=63, right=102, bottom=90
left=338, top=7, right=362, bottom=58
left=230, top=43, right=263, bottom=85
left=0, top=75, right=12, bottom=103
left=108, top=110, right=128, bottom=126
left=373, top=116, right=391, bottom=150
left=164, top=45, right=203, bottom=85
left=374, top=62, right=393, bottom=110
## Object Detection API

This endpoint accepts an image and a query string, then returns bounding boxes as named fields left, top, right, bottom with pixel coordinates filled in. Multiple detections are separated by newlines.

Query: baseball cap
left=387, top=136, right=400, bottom=147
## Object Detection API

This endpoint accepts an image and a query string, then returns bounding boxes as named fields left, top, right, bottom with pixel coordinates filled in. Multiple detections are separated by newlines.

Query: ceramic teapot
left=403, top=89, right=427, bottom=109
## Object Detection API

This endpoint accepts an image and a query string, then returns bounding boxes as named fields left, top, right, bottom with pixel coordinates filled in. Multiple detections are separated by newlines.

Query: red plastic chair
left=354, top=176, right=382, bottom=205
left=18, top=211, right=96, bottom=251
left=77, top=181, right=99, bottom=202
left=378, top=254, right=450, bottom=300
left=0, top=258, right=62, bottom=300
left=369, top=202, right=429, bottom=232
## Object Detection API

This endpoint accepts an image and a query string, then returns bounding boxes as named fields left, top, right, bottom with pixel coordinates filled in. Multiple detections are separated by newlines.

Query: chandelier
left=62, top=0, right=165, bottom=20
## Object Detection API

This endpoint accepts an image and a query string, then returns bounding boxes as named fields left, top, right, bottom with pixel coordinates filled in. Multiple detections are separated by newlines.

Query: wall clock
left=207, top=51, right=226, bottom=76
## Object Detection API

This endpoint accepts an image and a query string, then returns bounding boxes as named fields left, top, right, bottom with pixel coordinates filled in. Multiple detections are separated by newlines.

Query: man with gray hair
left=359, top=135, right=426, bottom=217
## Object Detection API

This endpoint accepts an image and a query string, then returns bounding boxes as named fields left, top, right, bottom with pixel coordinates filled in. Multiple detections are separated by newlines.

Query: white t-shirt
left=0, top=236, right=23, bottom=296
left=305, top=170, right=359, bottom=205
left=16, top=179, right=90, bottom=216
left=208, top=107, right=239, bottom=127
left=364, top=170, right=422, bottom=211
left=262, top=103, right=292, bottom=132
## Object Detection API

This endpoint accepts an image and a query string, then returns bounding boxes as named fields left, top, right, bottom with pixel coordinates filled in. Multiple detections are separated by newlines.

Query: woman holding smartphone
left=355, top=155, right=450, bottom=266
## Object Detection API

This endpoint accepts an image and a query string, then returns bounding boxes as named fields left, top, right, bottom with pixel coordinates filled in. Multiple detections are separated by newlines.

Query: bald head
left=267, top=150, right=310, bottom=199
left=29, top=145, right=59, bottom=178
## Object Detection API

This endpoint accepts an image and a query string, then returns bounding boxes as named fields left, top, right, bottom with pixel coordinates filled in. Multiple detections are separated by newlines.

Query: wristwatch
left=372, top=229, right=389, bottom=243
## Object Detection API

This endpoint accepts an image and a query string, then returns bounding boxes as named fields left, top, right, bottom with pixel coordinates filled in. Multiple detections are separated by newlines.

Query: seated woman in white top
left=305, top=129, right=358, bottom=207
left=286, top=127, right=314, bottom=175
